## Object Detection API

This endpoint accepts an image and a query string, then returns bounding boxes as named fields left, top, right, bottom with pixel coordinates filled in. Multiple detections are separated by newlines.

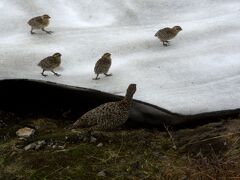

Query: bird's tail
left=37, top=61, right=41, bottom=67
left=27, top=19, right=32, bottom=26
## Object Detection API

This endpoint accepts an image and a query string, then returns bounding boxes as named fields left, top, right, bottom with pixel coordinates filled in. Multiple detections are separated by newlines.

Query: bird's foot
left=163, top=41, right=170, bottom=46
left=104, top=73, right=112, bottom=77
left=41, top=73, right=47, bottom=77
left=93, top=77, right=100, bottom=80
left=165, top=41, right=170, bottom=46
left=163, top=43, right=170, bottom=47
left=30, top=31, right=36, bottom=34
left=54, top=73, right=61, bottom=77
left=46, top=31, right=53, bottom=34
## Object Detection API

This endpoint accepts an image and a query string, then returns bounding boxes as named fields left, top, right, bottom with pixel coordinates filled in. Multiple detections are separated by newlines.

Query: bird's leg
left=41, top=70, right=47, bottom=77
left=30, top=27, right=36, bottom=34
left=93, top=74, right=100, bottom=80
left=41, top=28, right=53, bottom=34
left=163, top=41, right=169, bottom=46
left=51, top=70, right=61, bottom=76
left=104, top=73, right=112, bottom=77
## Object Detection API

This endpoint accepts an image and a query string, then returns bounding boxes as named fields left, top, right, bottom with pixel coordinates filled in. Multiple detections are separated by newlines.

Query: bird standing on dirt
left=72, top=84, right=137, bottom=131
left=155, top=26, right=182, bottom=46
left=38, top=53, right=61, bottom=77
left=93, top=53, right=112, bottom=80
left=28, top=14, right=53, bottom=34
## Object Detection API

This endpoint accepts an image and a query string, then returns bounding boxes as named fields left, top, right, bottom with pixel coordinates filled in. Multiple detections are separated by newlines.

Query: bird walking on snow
left=38, top=53, right=61, bottom=77
left=72, top=84, right=137, bottom=131
left=28, top=14, right=53, bottom=34
left=93, top=53, right=112, bottom=80
left=155, top=26, right=182, bottom=46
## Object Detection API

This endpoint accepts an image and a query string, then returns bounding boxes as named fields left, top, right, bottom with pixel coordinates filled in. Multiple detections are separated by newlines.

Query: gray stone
left=24, top=143, right=36, bottom=151
left=37, top=140, right=46, bottom=146
left=90, top=136, right=97, bottom=143
left=97, top=170, right=106, bottom=177
left=16, top=127, right=35, bottom=139
left=58, top=145, right=65, bottom=150
left=97, top=143, right=103, bottom=147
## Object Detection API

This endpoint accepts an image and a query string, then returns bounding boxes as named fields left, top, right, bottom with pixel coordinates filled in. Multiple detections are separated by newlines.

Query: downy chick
left=155, top=26, right=182, bottom=46
left=28, top=14, right=53, bottom=34
left=93, top=53, right=112, bottom=80
left=38, top=53, right=61, bottom=77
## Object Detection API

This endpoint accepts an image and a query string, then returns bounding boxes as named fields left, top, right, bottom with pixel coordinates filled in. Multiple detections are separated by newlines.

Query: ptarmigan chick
left=155, top=26, right=182, bottom=46
left=28, top=14, right=53, bottom=34
left=93, top=53, right=112, bottom=80
left=72, top=84, right=137, bottom=131
left=38, top=53, right=61, bottom=77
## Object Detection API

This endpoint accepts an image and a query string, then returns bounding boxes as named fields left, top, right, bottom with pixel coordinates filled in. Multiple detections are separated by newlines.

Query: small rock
left=52, top=145, right=57, bottom=149
left=97, top=170, right=106, bottom=177
left=196, top=151, right=203, bottom=157
left=97, top=143, right=103, bottom=147
left=37, top=140, right=46, bottom=146
left=58, top=145, right=65, bottom=150
left=10, top=151, right=17, bottom=157
left=24, top=143, right=36, bottom=151
left=35, top=144, right=41, bottom=150
left=34, top=140, right=46, bottom=150
left=90, top=136, right=97, bottom=143
left=16, top=127, right=35, bottom=139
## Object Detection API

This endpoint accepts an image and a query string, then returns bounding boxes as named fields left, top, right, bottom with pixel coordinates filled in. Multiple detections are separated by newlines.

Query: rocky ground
left=0, top=111, right=240, bottom=179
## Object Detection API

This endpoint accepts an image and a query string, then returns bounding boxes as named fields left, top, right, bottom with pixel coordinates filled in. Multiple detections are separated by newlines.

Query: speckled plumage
left=155, top=26, right=182, bottom=46
left=28, top=14, right=53, bottom=34
left=38, top=53, right=61, bottom=76
left=72, top=84, right=137, bottom=131
left=93, top=53, right=112, bottom=80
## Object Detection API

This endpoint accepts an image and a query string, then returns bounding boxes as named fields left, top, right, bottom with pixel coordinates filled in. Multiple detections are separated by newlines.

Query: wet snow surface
left=0, top=0, right=240, bottom=114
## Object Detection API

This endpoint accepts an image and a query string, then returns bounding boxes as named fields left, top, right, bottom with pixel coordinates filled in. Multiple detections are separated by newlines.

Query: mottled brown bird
left=155, top=26, right=182, bottom=46
left=38, top=53, right=61, bottom=77
left=28, top=14, right=53, bottom=34
left=93, top=53, right=112, bottom=80
left=72, top=84, right=137, bottom=131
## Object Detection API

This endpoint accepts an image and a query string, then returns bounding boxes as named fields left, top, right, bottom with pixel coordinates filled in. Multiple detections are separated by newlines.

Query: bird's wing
left=38, top=56, right=53, bottom=67
left=28, top=16, right=42, bottom=26
left=94, top=58, right=104, bottom=73
left=75, top=102, right=119, bottom=127
left=34, top=16, right=44, bottom=25
left=155, top=27, right=172, bottom=36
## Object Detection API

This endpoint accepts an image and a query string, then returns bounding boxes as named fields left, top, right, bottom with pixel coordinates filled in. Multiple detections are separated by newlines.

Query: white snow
left=0, top=0, right=240, bottom=114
